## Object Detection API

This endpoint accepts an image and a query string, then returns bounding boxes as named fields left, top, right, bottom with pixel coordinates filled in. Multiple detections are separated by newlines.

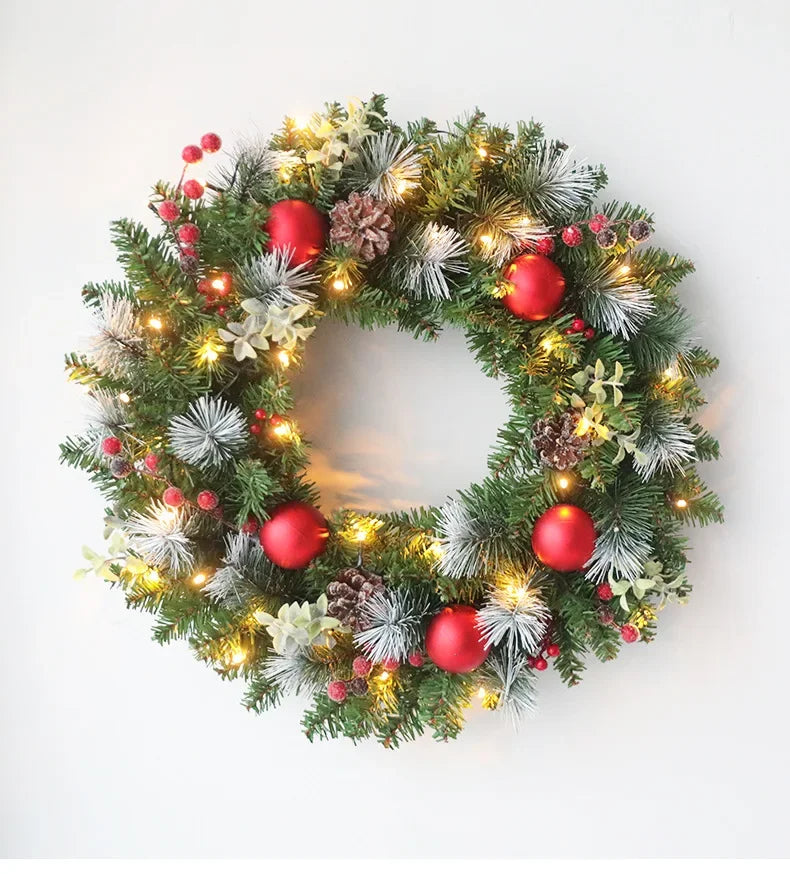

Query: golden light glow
left=211, top=277, right=226, bottom=292
left=118, top=392, right=131, bottom=404
left=558, top=476, right=570, bottom=490
left=332, top=279, right=347, bottom=291
left=675, top=498, right=688, bottom=509
left=192, top=572, right=207, bottom=586
left=293, top=116, right=309, bottom=130
left=541, top=338, right=553, bottom=352
left=379, top=671, right=390, bottom=682
left=395, top=179, right=407, bottom=195
left=477, top=146, right=488, bottom=158
left=148, top=316, right=163, bottom=330
left=477, top=686, right=486, bottom=699
left=204, top=348, right=218, bottom=362
left=619, top=264, right=631, bottom=275
left=277, top=350, right=290, bottom=367
left=198, top=338, right=223, bottom=365
left=147, top=569, right=161, bottom=584
left=230, top=648, right=246, bottom=665
left=479, top=234, right=494, bottom=247
left=273, top=422, right=292, bottom=439
left=279, top=168, right=292, bottom=182
left=355, top=530, right=368, bottom=542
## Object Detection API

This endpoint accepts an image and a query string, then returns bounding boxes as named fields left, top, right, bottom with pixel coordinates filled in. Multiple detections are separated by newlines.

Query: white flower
left=218, top=315, right=269, bottom=361
left=241, top=301, right=315, bottom=350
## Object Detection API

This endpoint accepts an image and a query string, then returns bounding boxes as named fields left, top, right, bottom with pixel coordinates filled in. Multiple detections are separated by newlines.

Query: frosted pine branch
left=168, top=395, right=247, bottom=470
left=482, top=652, right=537, bottom=726
left=124, top=502, right=197, bottom=574
left=354, top=588, right=431, bottom=663
left=634, top=404, right=696, bottom=480
left=236, top=249, right=317, bottom=307
left=471, top=187, right=551, bottom=266
left=87, top=292, right=143, bottom=377
left=351, top=131, right=423, bottom=204
left=204, top=532, right=276, bottom=609
left=84, top=389, right=129, bottom=457
left=580, top=261, right=656, bottom=340
left=263, top=651, right=330, bottom=697
left=397, top=222, right=469, bottom=300
left=477, top=575, right=550, bottom=656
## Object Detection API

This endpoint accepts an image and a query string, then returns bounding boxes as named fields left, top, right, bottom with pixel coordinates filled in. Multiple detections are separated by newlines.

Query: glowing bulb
left=477, top=686, right=486, bottom=699
left=279, top=169, right=291, bottom=182
left=520, top=215, right=532, bottom=227
left=479, top=234, right=493, bottom=246
left=118, top=392, right=131, bottom=404
left=558, top=476, right=570, bottom=489
left=294, top=116, right=309, bottom=130
left=395, top=179, right=407, bottom=195
left=273, top=422, right=290, bottom=438
left=204, top=348, right=218, bottom=362
left=477, top=146, right=488, bottom=158
left=332, top=279, right=346, bottom=291
left=230, top=648, right=246, bottom=665
left=147, top=569, right=160, bottom=584
left=148, top=316, right=163, bottom=330
left=355, top=530, right=367, bottom=542
left=277, top=350, right=290, bottom=367
left=192, top=572, right=207, bottom=586
left=619, top=264, right=631, bottom=275
left=379, top=671, right=390, bottom=681
left=541, top=338, right=553, bottom=352
left=211, top=277, right=226, bottom=292
left=675, top=498, right=688, bottom=509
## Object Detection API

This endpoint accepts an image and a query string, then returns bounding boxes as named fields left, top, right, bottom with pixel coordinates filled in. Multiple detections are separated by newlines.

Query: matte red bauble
left=531, top=504, right=596, bottom=572
left=502, top=253, right=566, bottom=321
left=425, top=605, right=490, bottom=674
left=264, top=199, right=327, bottom=267
left=259, top=501, right=329, bottom=569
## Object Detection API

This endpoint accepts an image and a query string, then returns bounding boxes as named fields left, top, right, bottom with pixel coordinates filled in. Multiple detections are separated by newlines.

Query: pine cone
left=326, top=567, right=385, bottom=631
left=532, top=410, right=590, bottom=470
left=329, top=192, right=395, bottom=262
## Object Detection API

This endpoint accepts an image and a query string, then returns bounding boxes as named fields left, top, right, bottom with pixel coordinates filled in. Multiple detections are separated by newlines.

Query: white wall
left=1, top=0, right=788, bottom=859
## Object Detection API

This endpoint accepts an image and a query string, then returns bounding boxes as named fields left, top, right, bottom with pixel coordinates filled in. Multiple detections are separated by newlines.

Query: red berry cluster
left=528, top=640, right=561, bottom=672
left=160, top=483, right=220, bottom=516
left=249, top=408, right=268, bottom=435
left=564, top=317, right=595, bottom=340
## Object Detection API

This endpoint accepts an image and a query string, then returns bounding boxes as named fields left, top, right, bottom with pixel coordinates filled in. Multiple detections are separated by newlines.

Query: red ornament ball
left=163, top=486, right=184, bottom=508
left=502, top=253, right=566, bottom=321
left=144, top=452, right=159, bottom=471
left=259, top=501, right=329, bottom=570
left=425, top=605, right=490, bottom=674
left=531, top=504, right=596, bottom=572
left=352, top=656, right=372, bottom=677
left=535, top=236, right=555, bottom=256
left=597, top=582, right=614, bottom=601
left=265, top=199, right=327, bottom=267
left=407, top=651, right=425, bottom=668
left=562, top=225, right=583, bottom=247
left=588, top=213, right=609, bottom=234
left=381, top=657, right=400, bottom=672
left=197, top=490, right=219, bottom=511
left=571, top=318, right=586, bottom=332
left=200, top=132, right=222, bottom=153
left=157, top=200, right=180, bottom=222
left=182, top=179, right=205, bottom=200
left=101, top=436, right=122, bottom=456
left=177, top=223, right=200, bottom=244
left=181, top=144, right=203, bottom=164
left=546, top=643, right=561, bottom=658
left=621, top=624, right=640, bottom=643
left=327, top=680, right=347, bottom=703
left=534, top=657, right=548, bottom=671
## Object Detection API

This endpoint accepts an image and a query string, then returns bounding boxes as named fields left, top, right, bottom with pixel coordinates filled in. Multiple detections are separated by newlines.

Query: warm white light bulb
left=148, top=316, right=163, bottom=330
left=277, top=350, right=290, bottom=367
left=118, top=392, right=131, bottom=404
left=332, top=279, right=346, bottom=291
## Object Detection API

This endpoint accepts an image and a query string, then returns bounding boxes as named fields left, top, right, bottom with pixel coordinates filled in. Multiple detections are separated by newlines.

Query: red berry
left=546, top=643, right=561, bottom=658
left=564, top=328, right=575, bottom=335
left=144, top=452, right=159, bottom=472
left=407, top=651, right=424, bottom=668
left=249, top=423, right=262, bottom=435
left=327, top=680, right=347, bottom=703
left=177, top=223, right=200, bottom=244
left=182, top=179, right=205, bottom=199
left=181, top=246, right=198, bottom=258
left=101, top=436, right=122, bottom=456
left=352, top=656, right=373, bottom=676
left=597, top=582, right=613, bottom=601
left=197, top=278, right=213, bottom=296
left=583, top=327, right=595, bottom=340
left=197, top=490, right=219, bottom=511
left=534, top=657, right=548, bottom=671
left=621, top=624, right=639, bottom=644
left=588, top=213, right=609, bottom=234
left=181, top=144, right=203, bottom=164
left=536, top=236, right=555, bottom=255
left=381, top=657, right=400, bottom=672
left=571, top=318, right=586, bottom=332
left=200, top=132, right=222, bottom=153
left=241, top=516, right=259, bottom=535
left=163, top=486, right=184, bottom=507
left=561, top=225, right=583, bottom=247
left=157, top=200, right=180, bottom=222
left=216, top=305, right=227, bottom=317
left=526, top=656, right=537, bottom=668
left=268, top=414, right=283, bottom=428
left=254, top=409, right=267, bottom=420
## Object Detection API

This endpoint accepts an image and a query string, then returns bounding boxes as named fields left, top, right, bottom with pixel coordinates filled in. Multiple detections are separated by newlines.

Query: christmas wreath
left=62, top=96, right=723, bottom=745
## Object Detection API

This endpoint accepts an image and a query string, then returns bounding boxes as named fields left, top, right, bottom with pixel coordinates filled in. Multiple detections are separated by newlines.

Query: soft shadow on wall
left=290, top=320, right=512, bottom=514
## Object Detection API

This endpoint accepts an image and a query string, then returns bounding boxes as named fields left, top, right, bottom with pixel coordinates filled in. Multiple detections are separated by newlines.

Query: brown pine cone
left=329, top=192, right=395, bottom=262
left=326, top=567, right=385, bottom=631
left=532, top=410, right=590, bottom=470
